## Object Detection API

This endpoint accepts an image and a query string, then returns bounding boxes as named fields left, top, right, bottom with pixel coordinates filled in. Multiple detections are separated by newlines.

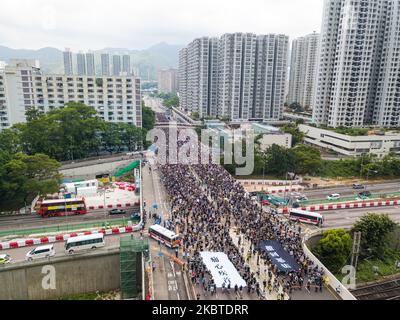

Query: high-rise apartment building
left=313, top=0, right=400, bottom=128
left=101, top=53, right=110, bottom=76
left=76, top=52, right=87, bottom=76
left=0, top=59, right=142, bottom=130
left=287, top=32, right=319, bottom=110
left=158, top=69, right=178, bottom=94
left=178, top=33, right=289, bottom=122
left=86, top=52, right=96, bottom=76
left=112, top=55, right=122, bottom=76
left=122, top=55, right=131, bottom=75
left=178, top=48, right=188, bottom=112
left=63, top=48, right=73, bottom=76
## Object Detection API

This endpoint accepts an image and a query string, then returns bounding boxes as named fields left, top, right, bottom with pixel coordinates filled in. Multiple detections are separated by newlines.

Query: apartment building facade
left=287, top=32, right=319, bottom=110
left=0, top=60, right=142, bottom=130
left=313, top=0, right=400, bottom=128
left=158, top=68, right=178, bottom=94
left=63, top=49, right=73, bottom=76
left=178, top=33, right=289, bottom=122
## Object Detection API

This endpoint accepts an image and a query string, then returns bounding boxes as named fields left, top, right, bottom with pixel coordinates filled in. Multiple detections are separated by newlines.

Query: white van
left=327, top=193, right=341, bottom=200
left=26, top=245, right=55, bottom=261
left=65, top=233, right=105, bottom=254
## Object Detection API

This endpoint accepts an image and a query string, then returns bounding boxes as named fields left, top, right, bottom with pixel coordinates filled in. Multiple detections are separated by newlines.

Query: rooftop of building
left=301, top=124, right=400, bottom=138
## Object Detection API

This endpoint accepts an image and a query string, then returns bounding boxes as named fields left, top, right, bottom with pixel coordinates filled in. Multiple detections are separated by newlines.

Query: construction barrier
left=0, top=224, right=143, bottom=251
left=278, top=199, right=400, bottom=214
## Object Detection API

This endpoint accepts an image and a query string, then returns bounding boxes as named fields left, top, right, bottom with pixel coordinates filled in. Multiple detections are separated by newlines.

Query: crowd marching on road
left=148, top=127, right=326, bottom=300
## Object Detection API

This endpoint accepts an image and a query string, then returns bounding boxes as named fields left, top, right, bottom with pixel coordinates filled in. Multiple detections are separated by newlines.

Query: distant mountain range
left=0, top=42, right=183, bottom=81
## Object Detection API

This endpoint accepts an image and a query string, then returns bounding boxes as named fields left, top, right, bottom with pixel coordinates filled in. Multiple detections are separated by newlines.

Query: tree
left=265, top=144, right=296, bottom=177
left=353, top=213, right=397, bottom=259
left=292, top=145, right=322, bottom=175
left=288, top=102, right=304, bottom=113
left=120, top=123, right=145, bottom=151
left=281, top=124, right=305, bottom=147
left=313, top=229, right=352, bottom=272
left=0, top=127, right=22, bottom=154
left=191, top=112, right=200, bottom=120
left=101, top=123, right=123, bottom=154
left=0, top=153, right=61, bottom=211
left=164, top=95, right=179, bottom=108
left=142, top=103, right=156, bottom=131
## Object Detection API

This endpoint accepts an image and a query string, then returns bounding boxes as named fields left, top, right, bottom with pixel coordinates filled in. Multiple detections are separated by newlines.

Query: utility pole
left=351, top=231, right=362, bottom=270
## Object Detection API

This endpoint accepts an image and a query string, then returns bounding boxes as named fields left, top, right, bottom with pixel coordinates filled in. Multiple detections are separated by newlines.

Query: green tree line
left=0, top=102, right=155, bottom=162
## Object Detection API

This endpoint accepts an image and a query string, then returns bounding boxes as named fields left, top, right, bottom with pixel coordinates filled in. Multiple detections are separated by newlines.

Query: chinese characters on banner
left=200, top=252, right=247, bottom=288
left=259, top=240, right=301, bottom=273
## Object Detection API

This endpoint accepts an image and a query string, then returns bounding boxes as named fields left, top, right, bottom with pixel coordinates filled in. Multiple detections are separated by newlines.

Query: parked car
left=327, top=193, right=341, bottom=200
left=26, top=245, right=55, bottom=261
left=109, top=209, right=127, bottom=215
left=353, top=184, right=365, bottom=190
left=0, top=254, right=11, bottom=265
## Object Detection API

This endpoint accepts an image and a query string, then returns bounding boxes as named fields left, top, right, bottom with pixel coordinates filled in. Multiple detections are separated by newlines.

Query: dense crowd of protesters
left=150, top=129, right=325, bottom=299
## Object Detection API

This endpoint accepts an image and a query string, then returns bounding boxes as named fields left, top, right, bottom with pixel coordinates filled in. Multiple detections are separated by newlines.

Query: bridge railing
left=302, top=229, right=357, bottom=300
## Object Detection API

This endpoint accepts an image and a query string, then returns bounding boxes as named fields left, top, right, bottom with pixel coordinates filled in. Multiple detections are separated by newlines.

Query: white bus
left=149, top=225, right=181, bottom=248
left=289, top=209, right=324, bottom=226
left=65, top=233, right=105, bottom=254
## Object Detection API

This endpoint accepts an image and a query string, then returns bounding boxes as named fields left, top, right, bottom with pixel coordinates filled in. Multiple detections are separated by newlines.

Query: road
left=141, top=160, right=190, bottom=300
left=1, top=234, right=124, bottom=263
left=0, top=208, right=136, bottom=232
left=302, top=181, right=400, bottom=200
left=322, top=206, right=400, bottom=230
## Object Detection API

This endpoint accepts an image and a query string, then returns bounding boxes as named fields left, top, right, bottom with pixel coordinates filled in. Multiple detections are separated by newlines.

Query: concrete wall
left=0, top=249, right=120, bottom=300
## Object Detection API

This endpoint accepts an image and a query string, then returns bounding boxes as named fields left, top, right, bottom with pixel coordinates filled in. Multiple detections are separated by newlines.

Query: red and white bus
left=36, top=198, right=87, bottom=218
left=288, top=209, right=324, bottom=226
left=149, top=225, right=181, bottom=248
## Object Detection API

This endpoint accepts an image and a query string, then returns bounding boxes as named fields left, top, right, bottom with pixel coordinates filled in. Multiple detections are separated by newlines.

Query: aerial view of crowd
left=154, top=129, right=326, bottom=299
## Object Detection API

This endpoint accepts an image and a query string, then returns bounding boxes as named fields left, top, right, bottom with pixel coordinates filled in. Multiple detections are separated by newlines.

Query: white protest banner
left=200, top=252, right=247, bottom=288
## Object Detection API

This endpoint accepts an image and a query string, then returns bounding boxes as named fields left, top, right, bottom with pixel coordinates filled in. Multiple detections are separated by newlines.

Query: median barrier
left=277, top=198, right=400, bottom=214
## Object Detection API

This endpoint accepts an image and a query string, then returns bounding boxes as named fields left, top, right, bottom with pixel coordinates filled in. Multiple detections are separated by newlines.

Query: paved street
left=322, top=206, right=400, bottom=230
left=1, top=234, right=123, bottom=263
left=303, top=181, right=400, bottom=200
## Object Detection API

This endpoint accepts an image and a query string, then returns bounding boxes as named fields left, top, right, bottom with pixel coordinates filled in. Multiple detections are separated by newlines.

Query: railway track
left=351, top=278, right=400, bottom=300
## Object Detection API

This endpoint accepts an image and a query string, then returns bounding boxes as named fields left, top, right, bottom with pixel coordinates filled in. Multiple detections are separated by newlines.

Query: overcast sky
left=0, top=0, right=324, bottom=51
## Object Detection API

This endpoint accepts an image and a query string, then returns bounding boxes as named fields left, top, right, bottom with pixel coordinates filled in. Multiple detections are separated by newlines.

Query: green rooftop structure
left=115, top=160, right=141, bottom=178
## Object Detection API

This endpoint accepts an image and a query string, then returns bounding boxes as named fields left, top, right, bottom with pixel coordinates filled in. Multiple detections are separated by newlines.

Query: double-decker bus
left=149, top=225, right=181, bottom=248
left=288, top=209, right=324, bottom=226
left=36, top=198, right=87, bottom=218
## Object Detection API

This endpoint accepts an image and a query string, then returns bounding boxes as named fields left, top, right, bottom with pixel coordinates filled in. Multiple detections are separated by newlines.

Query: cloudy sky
left=0, top=0, right=324, bottom=51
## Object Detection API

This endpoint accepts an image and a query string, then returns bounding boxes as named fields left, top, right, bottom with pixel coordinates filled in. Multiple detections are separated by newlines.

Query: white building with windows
left=0, top=59, right=142, bottom=130
left=287, top=32, right=319, bottom=109
left=158, top=68, right=178, bottom=94
left=178, top=33, right=289, bottom=122
left=63, top=48, right=73, bottom=76
left=86, top=52, right=96, bottom=76
left=76, top=52, right=87, bottom=76
left=101, top=53, right=110, bottom=76
left=299, top=124, right=400, bottom=158
left=112, top=55, right=122, bottom=76
left=313, top=0, right=400, bottom=128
